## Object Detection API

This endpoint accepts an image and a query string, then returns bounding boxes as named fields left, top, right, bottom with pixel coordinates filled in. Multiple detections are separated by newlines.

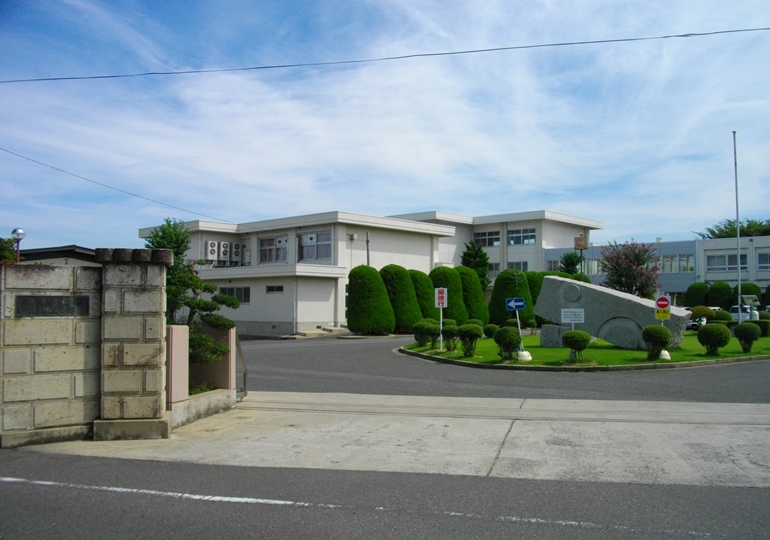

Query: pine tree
left=460, top=240, right=491, bottom=289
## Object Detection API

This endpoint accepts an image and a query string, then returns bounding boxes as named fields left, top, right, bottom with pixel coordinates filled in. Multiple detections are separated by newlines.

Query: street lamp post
left=11, top=228, right=25, bottom=264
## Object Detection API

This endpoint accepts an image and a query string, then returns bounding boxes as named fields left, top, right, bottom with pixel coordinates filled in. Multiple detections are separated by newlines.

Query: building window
left=266, top=285, right=284, bottom=294
left=219, top=287, right=250, bottom=304
left=259, top=237, right=288, bottom=263
left=546, top=260, right=560, bottom=272
left=508, top=228, right=536, bottom=246
left=299, top=231, right=332, bottom=261
left=487, top=262, right=500, bottom=278
left=587, top=259, right=603, bottom=275
left=661, top=254, right=694, bottom=273
left=758, top=253, right=770, bottom=271
left=473, top=231, right=500, bottom=247
left=707, top=254, right=747, bottom=272
left=507, top=261, right=528, bottom=271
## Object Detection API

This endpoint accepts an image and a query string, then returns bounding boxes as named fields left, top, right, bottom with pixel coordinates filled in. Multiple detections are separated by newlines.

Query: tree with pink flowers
left=600, top=240, right=659, bottom=299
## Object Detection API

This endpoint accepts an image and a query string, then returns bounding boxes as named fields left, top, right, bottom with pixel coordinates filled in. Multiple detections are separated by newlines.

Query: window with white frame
left=259, top=236, right=288, bottom=263
left=546, top=260, right=560, bottom=272
left=587, top=259, right=603, bottom=275
left=507, top=261, right=528, bottom=271
left=299, top=231, right=332, bottom=261
left=473, top=231, right=500, bottom=247
left=219, top=287, right=250, bottom=304
left=661, top=254, right=694, bottom=273
left=266, top=285, right=284, bottom=293
left=488, top=262, right=500, bottom=277
left=507, top=228, right=536, bottom=246
left=706, top=254, right=747, bottom=272
left=759, top=253, right=770, bottom=271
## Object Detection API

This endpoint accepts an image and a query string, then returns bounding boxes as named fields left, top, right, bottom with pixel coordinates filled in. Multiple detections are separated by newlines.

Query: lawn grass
left=404, top=331, right=770, bottom=367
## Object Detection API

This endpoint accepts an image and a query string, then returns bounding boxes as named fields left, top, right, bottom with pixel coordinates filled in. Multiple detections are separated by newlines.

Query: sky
left=1, top=0, right=769, bottom=250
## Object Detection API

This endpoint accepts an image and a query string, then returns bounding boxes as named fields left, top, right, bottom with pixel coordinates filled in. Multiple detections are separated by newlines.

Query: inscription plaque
left=15, top=296, right=90, bottom=317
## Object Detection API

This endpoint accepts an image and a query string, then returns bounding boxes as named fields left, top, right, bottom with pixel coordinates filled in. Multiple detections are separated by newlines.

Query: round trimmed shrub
left=409, top=269, right=440, bottom=321
left=707, top=281, right=733, bottom=311
left=347, top=265, right=396, bottom=335
left=457, top=324, right=483, bottom=358
left=503, top=318, right=518, bottom=327
left=734, top=282, right=762, bottom=305
left=441, top=324, right=459, bottom=351
left=689, top=306, right=714, bottom=321
left=562, top=330, right=591, bottom=362
left=380, top=264, right=424, bottom=334
left=711, top=310, right=732, bottom=322
left=466, top=318, right=483, bottom=326
left=488, top=270, right=534, bottom=326
left=683, top=282, right=709, bottom=309
left=412, top=321, right=432, bottom=346
left=493, top=326, right=522, bottom=361
left=759, top=311, right=770, bottom=321
left=697, top=323, right=731, bottom=356
left=443, top=319, right=457, bottom=327
left=429, top=267, right=468, bottom=325
left=641, top=325, right=672, bottom=360
left=734, top=322, right=760, bottom=353
left=483, top=323, right=499, bottom=338
left=456, top=266, right=490, bottom=325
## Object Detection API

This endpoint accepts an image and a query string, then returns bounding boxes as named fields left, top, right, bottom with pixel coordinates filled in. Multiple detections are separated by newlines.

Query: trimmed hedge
left=429, top=267, right=469, bottom=325
left=483, top=324, right=499, bottom=338
left=697, top=323, right=731, bottom=356
left=456, top=266, right=490, bottom=325
left=684, top=282, right=709, bottom=309
left=641, top=325, right=672, bottom=360
left=562, top=330, right=591, bottom=362
left=380, top=264, right=424, bottom=333
left=457, top=324, right=483, bottom=357
left=346, top=265, right=396, bottom=335
left=734, top=282, right=762, bottom=305
left=707, top=281, right=733, bottom=311
left=488, top=270, right=534, bottom=326
left=711, top=309, right=732, bottom=322
left=748, top=319, right=769, bottom=337
left=441, top=324, right=460, bottom=351
left=409, top=269, right=440, bottom=321
left=734, top=322, right=760, bottom=353
left=493, top=326, right=521, bottom=361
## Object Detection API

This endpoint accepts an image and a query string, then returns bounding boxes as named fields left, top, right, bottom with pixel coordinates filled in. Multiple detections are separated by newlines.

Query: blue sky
left=2, top=0, right=769, bottom=249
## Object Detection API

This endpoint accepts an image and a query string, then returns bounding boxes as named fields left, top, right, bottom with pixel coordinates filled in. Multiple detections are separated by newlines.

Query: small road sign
left=655, top=296, right=671, bottom=310
left=435, top=288, right=448, bottom=309
left=561, top=308, right=585, bottom=324
left=506, top=297, right=525, bottom=311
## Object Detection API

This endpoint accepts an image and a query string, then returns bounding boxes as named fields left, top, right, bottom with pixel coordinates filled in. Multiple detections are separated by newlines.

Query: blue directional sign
left=506, top=297, right=526, bottom=311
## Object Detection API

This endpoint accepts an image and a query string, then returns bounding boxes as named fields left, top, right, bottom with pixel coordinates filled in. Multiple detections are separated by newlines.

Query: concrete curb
left=398, top=347, right=770, bottom=372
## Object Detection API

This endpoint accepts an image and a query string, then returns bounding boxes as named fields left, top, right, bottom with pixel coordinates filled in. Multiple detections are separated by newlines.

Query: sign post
left=560, top=308, right=585, bottom=330
left=435, top=288, right=447, bottom=350
left=505, top=297, right=531, bottom=361
left=655, top=295, right=671, bottom=325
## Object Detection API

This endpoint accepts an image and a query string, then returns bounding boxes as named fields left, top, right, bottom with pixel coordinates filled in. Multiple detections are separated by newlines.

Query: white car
left=730, top=305, right=753, bottom=321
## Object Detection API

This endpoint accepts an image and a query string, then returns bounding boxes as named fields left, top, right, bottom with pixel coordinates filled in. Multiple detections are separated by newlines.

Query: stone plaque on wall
left=15, top=296, right=90, bottom=317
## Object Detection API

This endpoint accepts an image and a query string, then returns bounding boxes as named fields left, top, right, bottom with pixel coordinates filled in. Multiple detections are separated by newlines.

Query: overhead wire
left=1, top=27, right=768, bottom=84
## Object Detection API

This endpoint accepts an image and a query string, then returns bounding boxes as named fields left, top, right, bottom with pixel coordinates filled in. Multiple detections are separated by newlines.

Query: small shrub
left=493, top=326, right=522, bottom=361
left=457, top=324, right=484, bottom=358
left=441, top=324, right=460, bottom=352
left=758, top=311, right=770, bottom=320
left=641, top=325, right=672, bottom=360
left=751, top=319, right=769, bottom=337
left=466, top=318, right=483, bottom=326
left=734, top=322, right=761, bottom=353
left=562, top=330, right=592, bottom=363
left=412, top=321, right=432, bottom=346
left=697, top=323, right=731, bottom=356
left=416, top=318, right=438, bottom=325
left=523, top=318, right=537, bottom=335
left=707, top=281, right=733, bottom=311
left=483, top=324, right=499, bottom=338
left=683, top=282, right=709, bottom=308
left=425, top=324, right=441, bottom=349
left=442, top=319, right=457, bottom=327
left=689, top=305, right=714, bottom=325
left=711, top=310, right=732, bottom=322
left=503, top=318, right=518, bottom=327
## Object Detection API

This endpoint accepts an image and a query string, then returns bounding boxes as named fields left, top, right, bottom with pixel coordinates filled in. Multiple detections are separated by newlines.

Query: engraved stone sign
left=15, top=296, right=90, bottom=317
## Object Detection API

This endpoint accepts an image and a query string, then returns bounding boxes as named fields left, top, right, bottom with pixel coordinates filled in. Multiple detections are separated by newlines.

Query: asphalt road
left=242, top=335, right=770, bottom=403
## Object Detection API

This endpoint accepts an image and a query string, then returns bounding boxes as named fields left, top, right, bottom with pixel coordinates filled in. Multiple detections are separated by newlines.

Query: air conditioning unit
left=243, top=248, right=251, bottom=265
left=231, top=243, right=242, bottom=262
left=219, top=242, right=230, bottom=260
left=206, top=240, right=219, bottom=262
left=276, top=238, right=287, bottom=247
left=308, top=234, right=315, bottom=243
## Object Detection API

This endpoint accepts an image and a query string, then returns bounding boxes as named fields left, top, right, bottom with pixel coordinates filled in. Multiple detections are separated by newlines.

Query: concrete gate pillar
left=93, top=248, right=173, bottom=440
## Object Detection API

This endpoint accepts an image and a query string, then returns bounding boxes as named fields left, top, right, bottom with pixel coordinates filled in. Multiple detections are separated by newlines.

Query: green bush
left=488, top=270, right=534, bottom=325
left=503, top=318, right=518, bottom=327
left=707, top=282, right=733, bottom=311
left=189, top=329, right=230, bottom=363
left=429, top=267, right=469, bottom=325
left=683, top=282, right=709, bottom=309
left=759, top=311, right=770, bottom=321
left=641, top=325, right=672, bottom=360
left=765, top=284, right=770, bottom=307
left=456, top=266, right=490, bottom=325
left=483, top=324, right=499, bottom=338
left=380, top=264, right=424, bottom=333
left=412, top=321, right=431, bottom=346
left=493, top=326, right=522, bottom=361
left=734, top=282, right=762, bottom=305
left=457, top=324, right=483, bottom=357
left=523, top=271, right=545, bottom=305
left=749, top=319, right=769, bottom=337
left=347, top=265, right=396, bottom=335
left=562, top=330, right=591, bottom=362
left=443, top=319, right=457, bottom=327
left=711, top=310, right=732, bottom=322
left=734, top=322, right=761, bottom=353
left=416, top=318, right=438, bottom=325
left=697, top=323, right=732, bottom=356
left=689, top=306, right=714, bottom=321
left=466, top=318, right=483, bottom=326
left=409, top=269, right=440, bottom=321
left=441, top=324, right=459, bottom=351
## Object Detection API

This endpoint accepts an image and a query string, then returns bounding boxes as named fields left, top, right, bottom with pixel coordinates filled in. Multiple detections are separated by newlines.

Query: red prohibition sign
left=655, top=296, right=670, bottom=310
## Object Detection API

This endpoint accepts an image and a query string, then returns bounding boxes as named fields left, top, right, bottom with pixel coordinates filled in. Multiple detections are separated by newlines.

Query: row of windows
left=546, top=252, right=770, bottom=275
left=218, top=286, right=285, bottom=302
left=487, top=261, right=529, bottom=274
left=706, top=254, right=747, bottom=272
left=258, top=230, right=332, bottom=264
left=474, top=229, right=537, bottom=247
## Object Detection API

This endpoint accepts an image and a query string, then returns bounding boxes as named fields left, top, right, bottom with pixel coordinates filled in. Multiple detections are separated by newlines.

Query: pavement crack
left=486, top=419, right=515, bottom=477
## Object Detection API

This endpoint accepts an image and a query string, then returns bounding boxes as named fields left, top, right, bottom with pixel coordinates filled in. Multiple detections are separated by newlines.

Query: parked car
left=683, top=307, right=706, bottom=330
left=730, top=305, right=751, bottom=321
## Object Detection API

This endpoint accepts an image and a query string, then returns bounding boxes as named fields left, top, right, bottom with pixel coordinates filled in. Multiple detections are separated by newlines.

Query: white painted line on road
left=1, top=476, right=714, bottom=537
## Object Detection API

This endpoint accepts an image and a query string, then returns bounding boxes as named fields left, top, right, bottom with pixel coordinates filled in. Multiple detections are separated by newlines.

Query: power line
left=0, top=146, right=230, bottom=222
left=1, top=27, right=768, bottom=84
